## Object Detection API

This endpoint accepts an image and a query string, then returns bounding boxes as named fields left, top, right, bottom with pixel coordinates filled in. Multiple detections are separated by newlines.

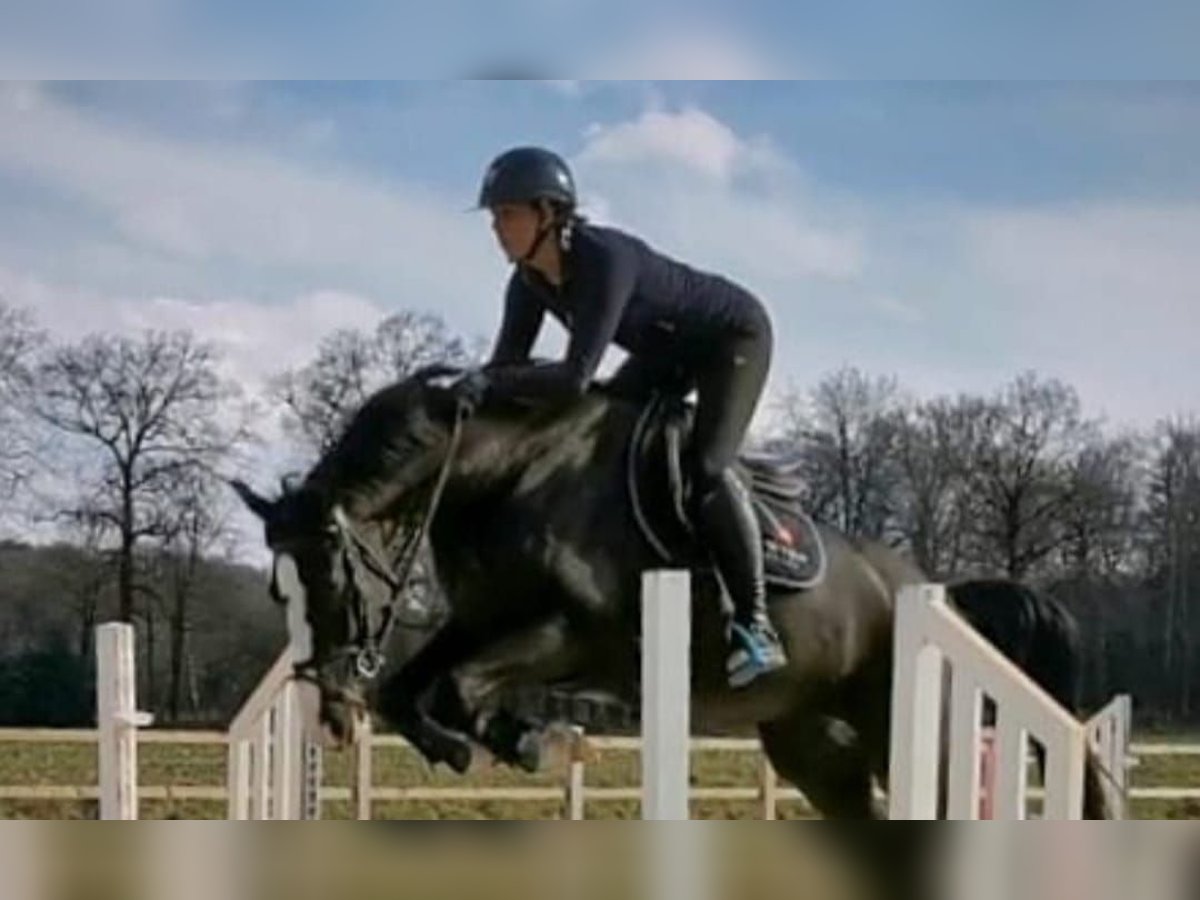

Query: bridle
left=290, top=398, right=470, bottom=690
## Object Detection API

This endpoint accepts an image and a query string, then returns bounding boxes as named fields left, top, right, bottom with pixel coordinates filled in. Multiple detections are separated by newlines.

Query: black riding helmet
left=477, top=146, right=577, bottom=210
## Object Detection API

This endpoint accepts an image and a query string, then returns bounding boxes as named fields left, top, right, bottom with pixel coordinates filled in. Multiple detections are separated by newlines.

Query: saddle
left=625, top=394, right=827, bottom=591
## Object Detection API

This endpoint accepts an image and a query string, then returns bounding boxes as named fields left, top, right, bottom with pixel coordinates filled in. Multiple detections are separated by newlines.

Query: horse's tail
left=1083, top=745, right=1115, bottom=819
left=1033, top=596, right=1116, bottom=817
left=947, top=578, right=1114, bottom=819
left=946, top=578, right=1083, bottom=712
left=1030, top=586, right=1085, bottom=713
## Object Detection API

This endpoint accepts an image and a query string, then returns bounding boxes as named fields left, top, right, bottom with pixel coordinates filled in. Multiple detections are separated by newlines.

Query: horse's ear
left=229, top=479, right=275, bottom=522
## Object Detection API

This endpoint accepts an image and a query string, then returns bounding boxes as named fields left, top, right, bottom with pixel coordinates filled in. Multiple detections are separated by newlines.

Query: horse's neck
left=454, top=394, right=627, bottom=492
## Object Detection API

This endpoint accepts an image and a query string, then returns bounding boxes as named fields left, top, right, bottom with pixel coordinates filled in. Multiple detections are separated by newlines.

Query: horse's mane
left=304, top=364, right=638, bottom=514
left=302, top=365, right=466, bottom=507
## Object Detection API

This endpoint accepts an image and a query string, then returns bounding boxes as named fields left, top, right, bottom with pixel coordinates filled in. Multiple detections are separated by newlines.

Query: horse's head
left=230, top=365, right=472, bottom=748
left=231, top=480, right=379, bottom=748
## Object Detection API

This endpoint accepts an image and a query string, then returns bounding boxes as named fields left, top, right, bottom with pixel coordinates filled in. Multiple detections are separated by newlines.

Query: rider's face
left=490, top=203, right=542, bottom=261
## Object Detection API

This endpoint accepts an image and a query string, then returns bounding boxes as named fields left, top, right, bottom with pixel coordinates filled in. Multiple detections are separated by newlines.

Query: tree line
left=0, top=299, right=1195, bottom=727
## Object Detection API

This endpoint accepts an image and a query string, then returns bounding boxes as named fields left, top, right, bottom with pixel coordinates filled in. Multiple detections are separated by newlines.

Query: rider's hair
left=532, top=198, right=587, bottom=252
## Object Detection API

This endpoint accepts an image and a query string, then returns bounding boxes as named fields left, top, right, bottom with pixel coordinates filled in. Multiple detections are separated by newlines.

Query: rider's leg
left=688, top=304, right=786, bottom=688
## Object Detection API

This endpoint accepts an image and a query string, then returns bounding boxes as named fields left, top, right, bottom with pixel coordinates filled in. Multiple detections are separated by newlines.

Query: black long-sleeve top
left=485, top=222, right=766, bottom=402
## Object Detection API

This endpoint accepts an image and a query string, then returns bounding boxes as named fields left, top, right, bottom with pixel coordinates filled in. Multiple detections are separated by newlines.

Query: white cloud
left=299, top=117, right=338, bottom=147
left=204, top=80, right=251, bottom=123
left=580, top=107, right=766, bottom=182
left=965, top=203, right=1200, bottom=425
left=0, top=86, right=504, bottom=336
left=3, top=84, right=1195, bottom=441
left=969, top=205, right=1199, bottom=314
left=574, top=106, right=863, bottom=284
left=583, top=25, right=794, bottom=80
left=1, top=81, right=44, bottom=112
left=0, top=265, right=387, bottom=395
left=0, top=266, right=396, bottom=558
left=569, top=99, right=1200, bottom=430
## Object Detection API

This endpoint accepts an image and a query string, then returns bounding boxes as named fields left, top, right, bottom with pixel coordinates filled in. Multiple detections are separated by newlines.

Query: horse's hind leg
left=759, top=710, right=884, bottom=820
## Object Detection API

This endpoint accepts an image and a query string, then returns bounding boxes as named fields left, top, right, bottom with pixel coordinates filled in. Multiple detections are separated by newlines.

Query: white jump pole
left=641, top=571, right=712, bottom=900
left=96, top=622, right=153, bottom=820
left=641, top=570, right=692, bottom=820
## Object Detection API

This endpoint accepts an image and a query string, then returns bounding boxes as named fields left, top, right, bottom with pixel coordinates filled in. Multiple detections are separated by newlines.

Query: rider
left=469, top=145, right=787, bottom=689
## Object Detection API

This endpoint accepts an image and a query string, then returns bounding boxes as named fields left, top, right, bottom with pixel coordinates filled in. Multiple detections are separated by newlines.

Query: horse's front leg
left=376, top=618, right=482, bottom=773
left=423, top=675, right=544, bottom=774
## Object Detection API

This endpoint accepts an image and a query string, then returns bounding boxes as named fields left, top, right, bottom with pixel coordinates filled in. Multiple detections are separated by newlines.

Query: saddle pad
left=754, top=495, right=826, bottom=591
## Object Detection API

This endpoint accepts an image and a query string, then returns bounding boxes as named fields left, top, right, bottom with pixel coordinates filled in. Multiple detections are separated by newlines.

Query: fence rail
left=1, top=728, right=1197, bottom=817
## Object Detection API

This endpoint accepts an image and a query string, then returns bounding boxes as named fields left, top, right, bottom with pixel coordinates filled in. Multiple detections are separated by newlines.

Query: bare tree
left=1058, top=435, right=1143, bottom=579
left=33, top=330, right=255, bottom=623
left=152, top=467, right=238, bottom=721
left=64, top=513, right=115, bottom=660
left=892, top=396, right=985, bottom=577
left=1143, top=420, right=1200, bottom=718
left=959, top=373, right=1096, bottom=578
left=273, top=310, right=476, bottom=455
left=773, top=368, right=905, bottom=539
left=1050, top=434, right=1145, bottom=699
left=0, top=301, right=44, bottom=496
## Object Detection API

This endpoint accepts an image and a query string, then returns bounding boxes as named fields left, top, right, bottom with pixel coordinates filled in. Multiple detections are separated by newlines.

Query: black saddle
left=625, top=395, right=826, bottom=591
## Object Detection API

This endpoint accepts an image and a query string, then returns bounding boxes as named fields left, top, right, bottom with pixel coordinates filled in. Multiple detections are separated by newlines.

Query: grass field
left=1, top=732, right=1197, bottom=820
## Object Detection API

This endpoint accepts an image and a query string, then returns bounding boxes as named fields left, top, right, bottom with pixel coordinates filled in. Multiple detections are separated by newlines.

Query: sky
left=3, top=79, right=1198, bottom=425
left=1, top=78, right=1199, bottom=558
left=4, top=0, right=1200, bottom=78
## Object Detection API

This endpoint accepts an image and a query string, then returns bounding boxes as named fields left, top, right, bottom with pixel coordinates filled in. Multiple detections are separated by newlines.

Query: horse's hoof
left=481, top=714, right=542, bottom=772
left=513, top=731, right=542, bottom=773
left=443, top=738, right=473, bottom=774
left=414, top=728, right=473, bottom=775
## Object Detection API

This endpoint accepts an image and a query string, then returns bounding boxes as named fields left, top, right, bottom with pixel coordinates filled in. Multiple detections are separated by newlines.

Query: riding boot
left=692, top=470, right=787, bottom=688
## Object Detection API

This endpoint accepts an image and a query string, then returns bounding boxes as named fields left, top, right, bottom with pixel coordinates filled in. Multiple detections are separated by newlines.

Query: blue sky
left=4, top=1, right=1200, bottom=78
left=1, top=80, right=1198, bottom=455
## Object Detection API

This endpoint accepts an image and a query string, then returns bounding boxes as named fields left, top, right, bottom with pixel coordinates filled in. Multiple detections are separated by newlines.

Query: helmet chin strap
left=519, top=205, right=557, bottom=265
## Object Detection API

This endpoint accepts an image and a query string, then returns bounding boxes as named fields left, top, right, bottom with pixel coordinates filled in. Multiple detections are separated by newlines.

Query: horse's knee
left=427, top=675, right=473, bottom=729
left=377, top=669, right=436, bottom=733
left=454, top=668, right=496, bottom=712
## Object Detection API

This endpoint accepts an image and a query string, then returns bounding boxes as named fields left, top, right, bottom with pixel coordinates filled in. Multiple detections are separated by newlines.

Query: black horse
left=233, top=365, right=1109, bottom=819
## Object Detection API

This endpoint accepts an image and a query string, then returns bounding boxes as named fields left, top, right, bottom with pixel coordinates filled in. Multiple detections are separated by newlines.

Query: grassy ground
left=1, top=734, right=1196, bottom=819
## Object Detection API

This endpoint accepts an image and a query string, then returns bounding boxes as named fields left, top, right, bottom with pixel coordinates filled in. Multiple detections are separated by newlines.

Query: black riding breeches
left=605, top=306, right=773, bottom=500
left=688, top=310, right=773, bottom=498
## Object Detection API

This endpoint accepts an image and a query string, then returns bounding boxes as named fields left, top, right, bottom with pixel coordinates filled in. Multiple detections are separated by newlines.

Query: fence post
left=96, top=623, right=152, bottom=820
left=888, top=585, right=946, bottom=819
left=641, top=570, right=692, bottom=821
left=355, top=720, right=374, bottom=821
left=565, top=725, right=587, bottom=820
left=759, top=756, right=779, bottom=820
